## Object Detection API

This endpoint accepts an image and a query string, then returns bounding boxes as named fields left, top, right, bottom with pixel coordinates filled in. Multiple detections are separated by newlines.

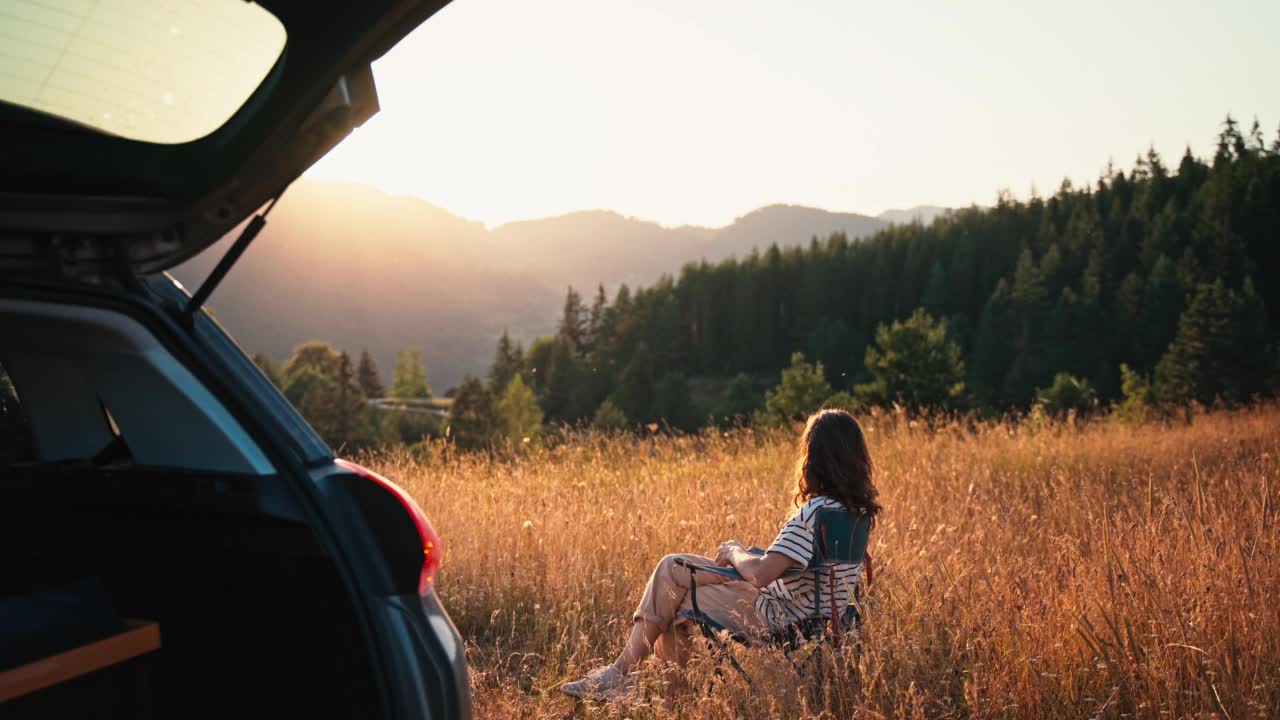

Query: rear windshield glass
left=0, top=0, right=286, bottom=144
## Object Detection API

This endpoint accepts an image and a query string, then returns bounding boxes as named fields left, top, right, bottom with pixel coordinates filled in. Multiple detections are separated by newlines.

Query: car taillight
left=335, top=459, right=441, bottom=594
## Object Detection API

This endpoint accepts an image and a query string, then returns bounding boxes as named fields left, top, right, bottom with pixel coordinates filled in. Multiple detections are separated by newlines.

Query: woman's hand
left=715, top=540, right=743, bottom=567
left=715, top=542, right=803, bottom=589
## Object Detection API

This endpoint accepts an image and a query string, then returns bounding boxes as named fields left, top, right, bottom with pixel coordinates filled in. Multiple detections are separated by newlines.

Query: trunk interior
left=1, top=466, right=382, bottom=719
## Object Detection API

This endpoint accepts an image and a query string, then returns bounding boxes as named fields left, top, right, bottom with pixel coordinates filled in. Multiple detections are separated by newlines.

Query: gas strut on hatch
left=181, top=186, right=288, bottom=325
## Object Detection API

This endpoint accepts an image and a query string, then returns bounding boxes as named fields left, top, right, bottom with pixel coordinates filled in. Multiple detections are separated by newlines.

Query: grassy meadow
left=368, top=407, right=1280, bottom=719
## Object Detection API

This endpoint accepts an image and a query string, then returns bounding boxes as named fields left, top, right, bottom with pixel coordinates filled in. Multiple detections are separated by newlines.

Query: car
left=0, top=0, right=470, bottom=718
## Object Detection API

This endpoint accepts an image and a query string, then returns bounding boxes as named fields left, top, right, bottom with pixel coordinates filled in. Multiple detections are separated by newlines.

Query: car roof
left=0, top=0, right=452, bottom=279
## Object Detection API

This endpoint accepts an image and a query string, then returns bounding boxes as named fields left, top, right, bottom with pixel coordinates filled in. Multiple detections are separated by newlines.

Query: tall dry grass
left=368, top=407, right=1280, bottom=719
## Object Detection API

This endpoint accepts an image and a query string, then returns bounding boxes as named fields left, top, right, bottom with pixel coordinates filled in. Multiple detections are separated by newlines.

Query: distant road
left=369, top=397, right=452, bottom=418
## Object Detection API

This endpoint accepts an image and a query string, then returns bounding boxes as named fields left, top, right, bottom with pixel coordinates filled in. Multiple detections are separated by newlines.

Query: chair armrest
left=746, top=546, right=766, bottom=556
left=672, top=558, right=745, bottom=581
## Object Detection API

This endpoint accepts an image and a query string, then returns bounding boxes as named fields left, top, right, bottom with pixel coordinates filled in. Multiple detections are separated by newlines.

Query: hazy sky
left=307, top=0, right=1280, bottom=228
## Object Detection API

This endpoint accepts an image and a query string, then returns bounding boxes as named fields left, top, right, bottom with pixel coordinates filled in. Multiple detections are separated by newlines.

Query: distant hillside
left=485, top=211, right=714, bottom=291
left=174, top=180, right=933, bottom=388
left=701, top=204, right=888, bottom=264
left=174, top=182, right=559, bottom=392
left=877, top=205, right=951, bottom=226
left=481, top=204, right=893, bottom=291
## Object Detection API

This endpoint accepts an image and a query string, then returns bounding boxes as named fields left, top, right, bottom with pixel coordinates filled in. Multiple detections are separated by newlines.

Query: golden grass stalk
left=364, top=406, right=1280, bottom=719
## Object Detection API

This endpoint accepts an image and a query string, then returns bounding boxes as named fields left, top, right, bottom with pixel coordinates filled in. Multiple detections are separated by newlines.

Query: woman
left=561, top=409, right=881, bottom=699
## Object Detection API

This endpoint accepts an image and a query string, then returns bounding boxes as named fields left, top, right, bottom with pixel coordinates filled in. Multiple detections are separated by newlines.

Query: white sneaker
left=560, top=665, right=634, bottom=700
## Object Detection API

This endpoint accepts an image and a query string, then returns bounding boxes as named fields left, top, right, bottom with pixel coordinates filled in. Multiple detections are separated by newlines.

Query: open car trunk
left=0, top=464, right=382, bottom=718
left=0, top=289, right=388, bottom=717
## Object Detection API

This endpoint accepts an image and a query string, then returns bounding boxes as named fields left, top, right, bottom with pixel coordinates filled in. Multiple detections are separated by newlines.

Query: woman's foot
left=560, top=665, right=634, bottom=700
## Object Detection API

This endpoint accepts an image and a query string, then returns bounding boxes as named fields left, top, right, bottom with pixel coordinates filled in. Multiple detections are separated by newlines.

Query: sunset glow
left=308, top=0, right=1280, bottom=227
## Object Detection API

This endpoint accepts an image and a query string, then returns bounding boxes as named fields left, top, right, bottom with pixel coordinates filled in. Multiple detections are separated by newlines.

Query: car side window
left=0, top=362, right=34, bottom=463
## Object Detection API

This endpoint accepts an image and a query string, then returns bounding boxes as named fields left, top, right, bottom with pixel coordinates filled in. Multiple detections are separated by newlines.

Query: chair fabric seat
left=676, top=609, right=753, bottom=645
left=677, top=605, right=860, bottom=650
left=673, top=508, right=870, bottom=656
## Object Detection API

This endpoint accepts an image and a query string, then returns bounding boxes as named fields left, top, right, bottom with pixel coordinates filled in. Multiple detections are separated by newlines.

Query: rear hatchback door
left=0, top=0, right=453, bottom=280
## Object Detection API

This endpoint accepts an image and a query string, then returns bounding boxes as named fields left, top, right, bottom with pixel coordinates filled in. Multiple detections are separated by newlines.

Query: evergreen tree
left=586, top=284, right=608, bottom=351
left=390, top=348, right=432, bottom=399
left=856, top=309, right=966, bottom=413
left=356, top=349, right=384, bottom=399
left=1005, top=248, right=1055, bottom=401
left=1137, top=255, right=1186, bottom=368
left=611, top=343, right=655, bottom=423
left=331, top=351, right=374, bottom=449
left=558, top=286, right=588, bottom=348
left=448, top=375, right=497, bottom=450
left=488, top=330, right=524, bottom=393
left=972, top=280, right=1017, bottom=403
left=542, top=336, right=584, bottom=421
left=1154, top=279, right=1272, bottom=406
left=806, top=317, right=862, bottom=385
left=524, top=337, right=555, bottom=392
left=1045, top=287, right=1109, bottom=392
left=495, top=375, right=542, bottom=444
left=651, top=372, right=696, bottom=430
left=921, top=260, right=949, bottom=316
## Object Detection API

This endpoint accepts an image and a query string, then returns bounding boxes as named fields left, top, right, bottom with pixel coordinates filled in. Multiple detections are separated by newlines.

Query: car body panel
left=0, top=298, right=275, bottom=471
left=0, top=274, right=471, bottom=718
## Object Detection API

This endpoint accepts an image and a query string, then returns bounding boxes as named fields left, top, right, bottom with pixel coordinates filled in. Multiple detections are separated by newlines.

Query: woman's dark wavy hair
left=793, top=409, right=881, bottom=525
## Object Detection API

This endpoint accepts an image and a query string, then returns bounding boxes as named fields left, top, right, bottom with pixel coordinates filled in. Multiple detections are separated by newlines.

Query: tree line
left=251, top=341, right=543, bottom=452
left=255, top=116, right=1280, bottom=450
left=503, top=116, right=1279, bottom=429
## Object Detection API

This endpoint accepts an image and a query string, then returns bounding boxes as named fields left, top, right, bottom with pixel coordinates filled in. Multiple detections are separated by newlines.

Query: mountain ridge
left=174, top=179, right=947, bottom=388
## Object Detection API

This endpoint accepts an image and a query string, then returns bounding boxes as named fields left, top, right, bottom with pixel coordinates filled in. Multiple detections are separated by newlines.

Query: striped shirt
left=755, top=496, right=866, bottom=631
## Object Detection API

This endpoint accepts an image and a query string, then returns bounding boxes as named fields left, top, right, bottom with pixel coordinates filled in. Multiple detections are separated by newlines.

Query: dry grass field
left=367, top=407, right=1280, bottom=719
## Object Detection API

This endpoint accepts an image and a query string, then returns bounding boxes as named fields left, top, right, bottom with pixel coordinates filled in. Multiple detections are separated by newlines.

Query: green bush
left=763, top=353, right=832, bottom=423
left=1112, top=364, right=1156, bottom=423
left=378, top=408, right=442, bottom=445
left=822, top=391, right=859, bottom=412
left=1033, top=373, right=1098, bottom=419
left=855, top=309, right=967, bottom=413
left=592, top=399, right=629, bottom=431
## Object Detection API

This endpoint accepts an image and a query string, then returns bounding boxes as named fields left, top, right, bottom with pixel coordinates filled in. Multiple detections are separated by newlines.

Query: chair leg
left=722, top=647, right=751, bottom=685
left=696, top=623, right=753, bottom=692
left=696, top=623, right=724, bottom=694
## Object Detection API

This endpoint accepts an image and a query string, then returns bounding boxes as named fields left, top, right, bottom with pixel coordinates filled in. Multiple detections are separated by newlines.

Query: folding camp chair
left=672, top=508, right=872, bottom=685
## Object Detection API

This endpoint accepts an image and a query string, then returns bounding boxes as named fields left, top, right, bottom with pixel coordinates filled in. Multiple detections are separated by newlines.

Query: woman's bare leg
left=612, top=619, right=662, bottom=673
left=565, top=553, right=760, bottom=699
left=654, top=624, right=692, bottom=700
left=654, top=624, right=691, bottom=666
left=599, top=548, right=732, bottom=671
